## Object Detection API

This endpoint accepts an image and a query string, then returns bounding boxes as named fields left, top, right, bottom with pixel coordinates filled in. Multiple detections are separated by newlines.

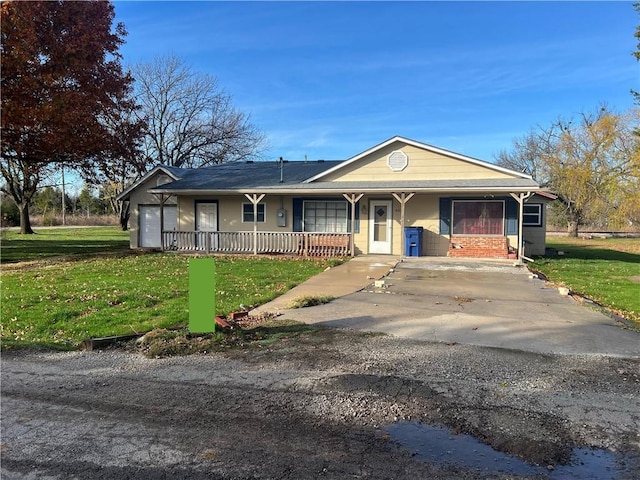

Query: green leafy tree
left=76, top=187, right=104, bottom=217
left=1, top=193, right=19, bottom=226
left=33, top=187, right=61, bottom=216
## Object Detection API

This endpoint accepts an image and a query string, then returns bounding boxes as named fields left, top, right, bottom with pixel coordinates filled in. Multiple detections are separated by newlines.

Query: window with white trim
left=242, top=203, right=265, bottom=223
left=453, top=200, right=505, bottom=235
left=303, top=200, right=348, bottom=232
left=523, top=204, right=542, bottom=227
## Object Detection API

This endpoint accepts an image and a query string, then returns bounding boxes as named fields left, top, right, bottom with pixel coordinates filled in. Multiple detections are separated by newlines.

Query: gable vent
left=387, top=150, right=408, bottom=172
left=156, top=175, right=171, bottom=186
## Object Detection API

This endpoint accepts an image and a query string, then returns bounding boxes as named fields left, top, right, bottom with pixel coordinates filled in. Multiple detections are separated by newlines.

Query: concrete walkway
left=251, top=255, right=399, bottom=314
left=254, top=256, right=640, bottom=358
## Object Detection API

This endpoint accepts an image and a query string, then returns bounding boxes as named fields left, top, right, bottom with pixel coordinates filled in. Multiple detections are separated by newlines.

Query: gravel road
left=2, top=329, right=639, bottom=479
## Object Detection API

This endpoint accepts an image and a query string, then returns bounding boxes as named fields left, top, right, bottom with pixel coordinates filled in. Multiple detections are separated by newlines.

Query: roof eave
left=149, top=185, right=541, bottom=196
left=116, top=165, right=183, bottom=201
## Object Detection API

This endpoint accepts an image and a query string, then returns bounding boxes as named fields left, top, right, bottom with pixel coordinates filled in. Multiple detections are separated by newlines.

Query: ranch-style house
left=118, top=136, right=553, bottom=259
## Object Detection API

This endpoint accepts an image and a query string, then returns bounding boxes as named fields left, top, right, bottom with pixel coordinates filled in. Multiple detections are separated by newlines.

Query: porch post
left=510, top=192, right=534, bottom=262
left=342, top=193, right=364, bottom=257
left=392, top=192, right=415, bottom=257
left=244, top=193, right=265, bottom=255
left=154, top=193, right=170, bottom=251
left=160, top=194, right=165, bottom=250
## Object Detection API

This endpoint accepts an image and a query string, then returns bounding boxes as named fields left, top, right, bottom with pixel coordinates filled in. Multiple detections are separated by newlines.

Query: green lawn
left=0, top=227, right=339, bottom=349
left=532, top=236, right=640, bottom=325
left=1, top=253, right=337, bottom=349
left=1, top=226, right=130, bottom=263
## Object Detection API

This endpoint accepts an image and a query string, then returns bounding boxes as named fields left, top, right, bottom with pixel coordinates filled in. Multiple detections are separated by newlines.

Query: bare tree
left=494, top=128, right=552, bottom=181
left=496, top=105, right=640, bottom=235
left=132, top=54, right=267, bottom=168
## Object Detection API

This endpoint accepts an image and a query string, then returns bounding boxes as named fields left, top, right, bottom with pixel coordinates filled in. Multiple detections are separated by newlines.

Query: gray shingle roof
left=148, top=160, right=539, bottom=194
left=258, top=178, right=541, bottom=191
left=151, top=160, right=343, bottom=191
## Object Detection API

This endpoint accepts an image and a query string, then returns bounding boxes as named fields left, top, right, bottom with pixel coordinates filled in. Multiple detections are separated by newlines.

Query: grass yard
left=1, top=226, right=130, bottom=263
left=1, top=253, right=338, bottom=349
left=532, top=236, right=640, bottom=325
left=1, top=227, right=340, bottom=349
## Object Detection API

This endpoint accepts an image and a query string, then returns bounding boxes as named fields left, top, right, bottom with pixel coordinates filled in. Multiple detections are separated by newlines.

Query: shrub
left=42, top=214, right=60, bottom=226
left=1, top=197, right=19, bottom=227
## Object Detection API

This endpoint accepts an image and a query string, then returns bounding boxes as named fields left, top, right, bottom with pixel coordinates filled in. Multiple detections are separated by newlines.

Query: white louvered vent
left=387, top=150, right=408, bottom=172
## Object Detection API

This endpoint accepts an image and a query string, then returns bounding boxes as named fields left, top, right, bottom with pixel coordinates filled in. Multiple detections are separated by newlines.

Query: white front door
left=139, top=205, right=160, bottom=248
left=163, top=206, right=177, bottom=232
left=196, top=202, right=218, bottom=251
left=369, top=200, right=393, bottom=254
left=139, top=205, right=177, bottom=248
left=196, top=202, right=218, bottom=231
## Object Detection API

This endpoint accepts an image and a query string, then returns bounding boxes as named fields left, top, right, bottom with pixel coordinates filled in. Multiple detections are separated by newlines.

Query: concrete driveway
left=269, top=257, right=640, bottom=358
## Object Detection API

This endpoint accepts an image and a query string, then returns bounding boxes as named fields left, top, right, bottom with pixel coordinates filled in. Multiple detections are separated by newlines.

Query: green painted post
left=189, top=258, right=216, bottom=333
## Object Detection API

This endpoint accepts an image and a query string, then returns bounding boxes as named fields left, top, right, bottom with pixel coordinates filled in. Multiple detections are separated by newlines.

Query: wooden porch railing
left=162, top=231, right=351, bottom=257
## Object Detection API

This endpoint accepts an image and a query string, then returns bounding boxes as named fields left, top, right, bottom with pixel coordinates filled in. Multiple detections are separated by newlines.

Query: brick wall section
left=448, top=236, right=509, bottom=259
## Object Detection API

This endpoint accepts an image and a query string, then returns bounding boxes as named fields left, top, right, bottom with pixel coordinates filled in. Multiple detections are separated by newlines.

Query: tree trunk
left=120, top=201, right=130, bottom=231
left=18, top=201, right=35, bottom=234
left=567, top=220, right=579, bottom=238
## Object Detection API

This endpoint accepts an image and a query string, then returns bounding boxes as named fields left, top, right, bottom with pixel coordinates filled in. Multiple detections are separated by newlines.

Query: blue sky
left=113, top=1, right=638, bottom=163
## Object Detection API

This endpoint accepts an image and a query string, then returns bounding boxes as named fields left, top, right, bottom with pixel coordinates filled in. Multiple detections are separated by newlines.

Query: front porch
left=162, top=230, right=352, bottom=257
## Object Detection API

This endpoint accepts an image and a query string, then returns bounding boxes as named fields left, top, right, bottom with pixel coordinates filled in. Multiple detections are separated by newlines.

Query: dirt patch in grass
left=286, top=295, right=335, bottom=309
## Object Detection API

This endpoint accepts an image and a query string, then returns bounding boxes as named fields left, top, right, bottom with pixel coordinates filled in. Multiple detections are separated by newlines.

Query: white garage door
left=139, top=205, right=177, bottom=248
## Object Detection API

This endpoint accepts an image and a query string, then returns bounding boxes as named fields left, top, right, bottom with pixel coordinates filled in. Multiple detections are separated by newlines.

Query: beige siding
left=132, top=190, right=550, bottom=257
left=322, top=142, right=515, bottom=182
left=522, top=200, right=551, bottom=256
left=177, top=195, right=370, bottom=254
left=403, top=195, right=447, bottom=255
left=353, top=194, right=449, bottom=256
left=178, top=195, right=295, bottom=231
left=128, top=173, right=177, bottom=248
left=177, top=193, right=523, bottom=257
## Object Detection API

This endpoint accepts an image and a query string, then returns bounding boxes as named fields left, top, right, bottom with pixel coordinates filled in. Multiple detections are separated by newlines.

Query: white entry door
left=139, top=205, right=177, bottom=248
left=196, top=202, right=217, bottom=231
left=369, top=200, right=392, bottom=254
left=196, top=202, right=218, bottom=251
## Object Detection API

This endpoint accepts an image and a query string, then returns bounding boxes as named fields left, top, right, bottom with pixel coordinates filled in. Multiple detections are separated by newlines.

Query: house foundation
left=448, top=236, right=510, bottom=259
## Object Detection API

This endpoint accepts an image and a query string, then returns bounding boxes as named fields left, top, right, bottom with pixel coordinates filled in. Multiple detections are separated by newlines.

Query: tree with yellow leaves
left=496, top=106, right=640, bottom=236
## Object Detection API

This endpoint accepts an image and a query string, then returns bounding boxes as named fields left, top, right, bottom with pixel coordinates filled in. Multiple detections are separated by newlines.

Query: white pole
left=392, top=193, right=415, bottom=257
left=342, top=193, right=364, bottom=257
left=244, top=193, right=265, bottom=255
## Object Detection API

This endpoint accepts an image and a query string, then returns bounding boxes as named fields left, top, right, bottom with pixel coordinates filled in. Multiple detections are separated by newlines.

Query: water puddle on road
left=385, top=422, right=631, bottom=479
